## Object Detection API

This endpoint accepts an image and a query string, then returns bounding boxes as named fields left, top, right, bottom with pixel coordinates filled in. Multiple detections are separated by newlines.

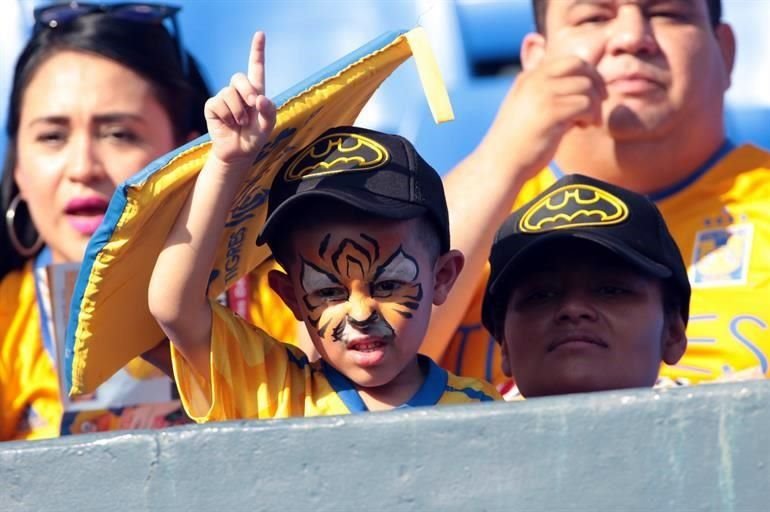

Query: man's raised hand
left=482, top=54, right=607, bottom=180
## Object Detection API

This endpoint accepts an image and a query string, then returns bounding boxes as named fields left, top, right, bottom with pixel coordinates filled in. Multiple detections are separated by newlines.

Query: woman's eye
left=101, top=127, right=139, bottom=143
left=36, top=131, right=66, bottom=144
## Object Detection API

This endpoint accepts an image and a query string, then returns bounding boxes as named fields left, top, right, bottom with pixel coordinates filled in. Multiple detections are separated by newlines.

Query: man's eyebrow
left=567, top=0, right=613, bottom=7
left=645, top=0, right=687, bottom=6
left=561, top=0, right=696, bottom=17
left=611, top=0, right=694, bottom=9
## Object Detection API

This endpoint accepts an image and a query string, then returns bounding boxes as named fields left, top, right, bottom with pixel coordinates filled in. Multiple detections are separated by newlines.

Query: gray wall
left=2, top=381, right=769, bottom=511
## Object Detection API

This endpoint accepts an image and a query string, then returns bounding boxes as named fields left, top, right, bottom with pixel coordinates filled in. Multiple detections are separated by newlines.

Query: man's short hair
left=531, top=0, right=722, bottom=34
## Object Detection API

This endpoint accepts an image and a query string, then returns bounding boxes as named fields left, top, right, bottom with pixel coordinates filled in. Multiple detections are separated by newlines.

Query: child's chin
left=346, top=366, right=396, bottom=389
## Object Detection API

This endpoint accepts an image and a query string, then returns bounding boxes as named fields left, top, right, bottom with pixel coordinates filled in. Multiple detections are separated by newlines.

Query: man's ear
left=431, top=250, right=465, bottom=306
left=714, top=23, right=736, bottom=89
left=661, top=314, right=687, bottom=365
left=521, top=32, right=547, bottom=71
left=268, top=269, right=303, bottom=321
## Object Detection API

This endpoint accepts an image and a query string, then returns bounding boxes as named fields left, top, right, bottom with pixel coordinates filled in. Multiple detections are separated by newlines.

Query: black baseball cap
left=481, top=173, right=691, bottom=338
left=257, top=126, right=450, bottom=252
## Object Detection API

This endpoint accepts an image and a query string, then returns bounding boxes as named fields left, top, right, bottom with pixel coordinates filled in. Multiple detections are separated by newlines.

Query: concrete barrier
left=2, top=381, right=769, bottom=511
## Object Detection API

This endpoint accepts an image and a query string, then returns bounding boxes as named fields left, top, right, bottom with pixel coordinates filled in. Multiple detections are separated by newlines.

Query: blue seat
left=403, top=76, right=513, bottom=175
left=454, top=0, right=533, bottom=75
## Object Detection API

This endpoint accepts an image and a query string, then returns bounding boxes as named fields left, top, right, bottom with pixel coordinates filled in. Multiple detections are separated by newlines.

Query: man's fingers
left=554, top=94, right=602, bottom=128
left=544, top=55, right=591, bottom=78
left=247, top=31, right=266, bottom=95
left=544, top=56, right=607, bottom=100
left=550, top=76, right=597, bottom=97
left=588, top=66, right=608, bottom=100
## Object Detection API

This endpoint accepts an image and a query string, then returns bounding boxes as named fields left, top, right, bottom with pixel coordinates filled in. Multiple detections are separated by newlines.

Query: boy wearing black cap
left=481, top=174, right=690, bottom=398
left=149, top=39, right=500, bottom=421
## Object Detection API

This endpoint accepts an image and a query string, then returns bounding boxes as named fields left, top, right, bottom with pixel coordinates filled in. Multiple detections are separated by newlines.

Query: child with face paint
left=481, top=174, right=691, bottom=399
left=149, top=33, right=501, bottom=421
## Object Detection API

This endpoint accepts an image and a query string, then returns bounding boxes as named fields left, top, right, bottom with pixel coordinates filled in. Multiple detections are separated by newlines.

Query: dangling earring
left=5, top=194, right=43, bottom=257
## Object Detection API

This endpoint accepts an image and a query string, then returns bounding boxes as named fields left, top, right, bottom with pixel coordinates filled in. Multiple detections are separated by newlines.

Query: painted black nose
left=347, top=311, right=379, bottom=329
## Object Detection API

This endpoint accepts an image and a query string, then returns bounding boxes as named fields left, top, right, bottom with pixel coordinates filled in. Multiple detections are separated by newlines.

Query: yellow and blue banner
left=65, top=28, right=453, bottom=395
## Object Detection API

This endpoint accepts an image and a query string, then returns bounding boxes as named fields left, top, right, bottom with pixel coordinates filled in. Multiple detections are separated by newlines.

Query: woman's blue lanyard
left=33, top=247, right=56, bottom=364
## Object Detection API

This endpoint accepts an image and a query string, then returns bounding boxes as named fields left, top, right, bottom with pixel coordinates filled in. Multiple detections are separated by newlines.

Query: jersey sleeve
left=170, top=300, right=310, bottom=422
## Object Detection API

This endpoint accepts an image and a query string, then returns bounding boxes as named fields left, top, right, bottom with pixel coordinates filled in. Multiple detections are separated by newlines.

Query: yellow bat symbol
left=519, top=185, right=629, bottom=232
left=285, top=133, right=390, bottom=181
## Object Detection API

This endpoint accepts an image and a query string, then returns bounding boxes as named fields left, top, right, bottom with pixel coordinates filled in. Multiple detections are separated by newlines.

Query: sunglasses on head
left=33, top=2, right=188, bottom=75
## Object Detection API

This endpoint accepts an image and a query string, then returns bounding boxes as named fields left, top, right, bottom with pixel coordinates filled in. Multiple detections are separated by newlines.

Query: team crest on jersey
left=690, top=223, right=753, bottom=287
left=519, top=184, right=629, bottom=233
left=284, top=133, right=390, bottom=181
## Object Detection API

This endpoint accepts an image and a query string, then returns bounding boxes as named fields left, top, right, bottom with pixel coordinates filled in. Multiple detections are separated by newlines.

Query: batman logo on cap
left=284, top=133, right=390, bottom=181
left=519, top=184, right=629, bottom=233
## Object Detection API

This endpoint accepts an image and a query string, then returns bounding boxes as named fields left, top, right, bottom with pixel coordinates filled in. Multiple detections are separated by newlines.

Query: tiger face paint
left=287, top=216, right=437, bottom=388
left=300, top=240, right=423, bottom=343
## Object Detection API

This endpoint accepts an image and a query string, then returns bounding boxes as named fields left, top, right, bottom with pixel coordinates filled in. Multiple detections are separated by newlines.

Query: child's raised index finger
left=247, top=31, right=266, bottom=95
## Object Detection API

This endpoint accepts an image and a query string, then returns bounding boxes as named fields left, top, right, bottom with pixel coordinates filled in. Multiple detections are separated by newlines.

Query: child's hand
left=205, top=31, right=276, bottom=167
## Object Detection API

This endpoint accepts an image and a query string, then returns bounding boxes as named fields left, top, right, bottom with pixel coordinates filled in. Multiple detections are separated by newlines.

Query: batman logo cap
left=257, top=126, right=450, bottom=252
left=481, top=173, right=691, bottom=338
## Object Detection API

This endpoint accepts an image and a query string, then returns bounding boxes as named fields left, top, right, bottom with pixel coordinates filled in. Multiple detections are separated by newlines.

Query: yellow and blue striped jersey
left=443, top=142, right=770, bottom=385
left=171, top=301, right=501, bottom=422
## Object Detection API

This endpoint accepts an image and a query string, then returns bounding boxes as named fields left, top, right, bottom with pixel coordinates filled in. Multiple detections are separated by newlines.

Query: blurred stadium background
left=2, top=0, right=769, bottom=176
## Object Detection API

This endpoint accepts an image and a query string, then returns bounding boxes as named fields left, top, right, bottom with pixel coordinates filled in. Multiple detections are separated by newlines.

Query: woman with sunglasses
left=0, top=3, right=213, bottom=440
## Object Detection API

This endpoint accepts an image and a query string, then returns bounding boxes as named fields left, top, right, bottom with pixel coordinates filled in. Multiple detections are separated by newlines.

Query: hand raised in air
left=204, top=31, right=277, bottom=167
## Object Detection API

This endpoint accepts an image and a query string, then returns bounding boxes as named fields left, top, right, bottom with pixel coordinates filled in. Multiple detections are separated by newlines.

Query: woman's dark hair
left=1, top=12, right=211, bottom=278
